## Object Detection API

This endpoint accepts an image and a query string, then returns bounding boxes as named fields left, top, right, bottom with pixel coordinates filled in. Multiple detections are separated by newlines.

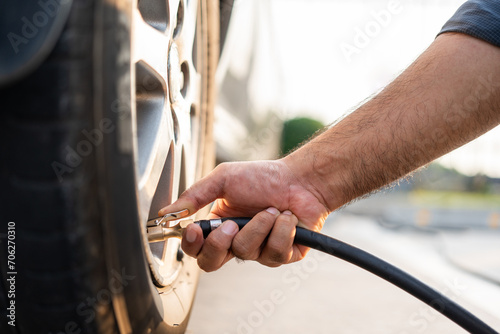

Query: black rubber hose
left=195, top=217, right=498, bottom=334
left=197, top=217, right=252, bottom=238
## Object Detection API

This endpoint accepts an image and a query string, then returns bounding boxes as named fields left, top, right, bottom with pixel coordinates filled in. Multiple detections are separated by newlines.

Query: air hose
left=195, top=217, right=498, bottom=334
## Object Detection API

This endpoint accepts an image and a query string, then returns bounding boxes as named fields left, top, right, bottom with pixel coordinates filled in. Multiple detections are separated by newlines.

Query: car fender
left=0, top=0, right=73, bottom=86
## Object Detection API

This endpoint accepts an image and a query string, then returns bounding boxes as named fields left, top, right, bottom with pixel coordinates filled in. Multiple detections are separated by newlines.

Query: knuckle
left=181, top=247, right=198, bottom=259
left=206, top=236, right=229, bottom=253
left=265, top=242, right=289, bottom=264
left=277, top=213, right=297, bottom=226
left=249, top=216, right=276, bottom=238
left=181, top=242, right=200, bottom=259
left=213, top=162, right=229, bottom=175
left=197, top=257, right=218, bottom=272
left=231, top=237, right=255, bottom=260
left=260, top=260, right=281, bottom=268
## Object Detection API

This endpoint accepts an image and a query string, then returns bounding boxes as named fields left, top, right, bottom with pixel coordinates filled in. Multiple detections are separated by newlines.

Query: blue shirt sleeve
left=438, top=0, right=500, bottom=47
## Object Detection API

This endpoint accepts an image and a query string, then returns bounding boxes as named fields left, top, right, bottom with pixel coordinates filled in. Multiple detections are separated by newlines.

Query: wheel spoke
left=133, top=9, right=170, bottom=85
left=134, top=0, right=207, bottom=291
left=133, top=2, right=173, bottom=208
left=176, top=0, right=197, bottom=64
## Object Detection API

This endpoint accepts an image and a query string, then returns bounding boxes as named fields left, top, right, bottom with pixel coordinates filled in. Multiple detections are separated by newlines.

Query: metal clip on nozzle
left=146, top=209, right=190, bottom=227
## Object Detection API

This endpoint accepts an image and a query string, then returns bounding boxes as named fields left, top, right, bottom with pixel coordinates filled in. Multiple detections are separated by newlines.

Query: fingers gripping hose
left=195, top=217, right=498, bottom=334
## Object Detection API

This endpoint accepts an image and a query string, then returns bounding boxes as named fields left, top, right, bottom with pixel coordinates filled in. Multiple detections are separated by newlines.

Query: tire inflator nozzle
left=146, top=217, right=250, bottom=242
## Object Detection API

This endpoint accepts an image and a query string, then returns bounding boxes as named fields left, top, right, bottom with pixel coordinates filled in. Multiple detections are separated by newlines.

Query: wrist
left=281, top=137, right=349, bottom=212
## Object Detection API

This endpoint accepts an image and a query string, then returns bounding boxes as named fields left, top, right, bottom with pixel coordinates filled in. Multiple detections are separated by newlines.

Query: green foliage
left=281, top=117, right=324, bottom=156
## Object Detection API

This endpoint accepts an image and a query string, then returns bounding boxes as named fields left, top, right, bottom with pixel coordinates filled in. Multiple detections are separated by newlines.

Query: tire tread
left=0, top=0, right=117, bottom=333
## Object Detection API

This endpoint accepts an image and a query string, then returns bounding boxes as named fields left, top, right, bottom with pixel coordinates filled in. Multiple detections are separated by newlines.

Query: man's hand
left=159, top=160, right=330, bottom=271
left=159, top=33, right=500, bottom=273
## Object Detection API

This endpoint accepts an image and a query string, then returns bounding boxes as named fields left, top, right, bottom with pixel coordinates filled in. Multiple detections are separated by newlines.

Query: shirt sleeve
left=438, top=0, right=500, bottom=47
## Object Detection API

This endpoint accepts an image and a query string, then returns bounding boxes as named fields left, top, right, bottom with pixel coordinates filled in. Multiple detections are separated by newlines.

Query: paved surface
left=186, top=213, right=500, bottom=334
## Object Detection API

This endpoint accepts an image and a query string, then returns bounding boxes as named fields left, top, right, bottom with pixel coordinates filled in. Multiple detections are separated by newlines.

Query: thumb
left=158, top=164, right=227, bottom=216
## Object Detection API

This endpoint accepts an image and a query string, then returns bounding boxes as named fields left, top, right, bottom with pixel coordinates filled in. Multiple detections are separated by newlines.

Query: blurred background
left=190, top=0, right=500, bottom=333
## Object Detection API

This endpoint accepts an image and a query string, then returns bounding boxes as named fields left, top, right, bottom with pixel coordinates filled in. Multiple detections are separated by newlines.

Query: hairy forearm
left=284, top=33, right=500, bottom=211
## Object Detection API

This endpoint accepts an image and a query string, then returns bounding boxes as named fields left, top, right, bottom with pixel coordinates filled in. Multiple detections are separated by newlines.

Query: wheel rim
left=132, top=0, right=204, bottom=319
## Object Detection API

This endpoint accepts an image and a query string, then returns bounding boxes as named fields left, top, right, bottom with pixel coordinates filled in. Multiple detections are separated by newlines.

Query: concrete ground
left=186, top=213, right=500, bottom=334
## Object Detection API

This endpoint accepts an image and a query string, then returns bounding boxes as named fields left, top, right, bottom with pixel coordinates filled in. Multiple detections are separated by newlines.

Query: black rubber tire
left=0, top=0, right=115, bottom=332
left=0, top=0, right=218, bottom=332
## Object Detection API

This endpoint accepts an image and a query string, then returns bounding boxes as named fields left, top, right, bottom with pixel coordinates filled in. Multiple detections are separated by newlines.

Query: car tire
left=0, top=0, right=218, bottom=332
